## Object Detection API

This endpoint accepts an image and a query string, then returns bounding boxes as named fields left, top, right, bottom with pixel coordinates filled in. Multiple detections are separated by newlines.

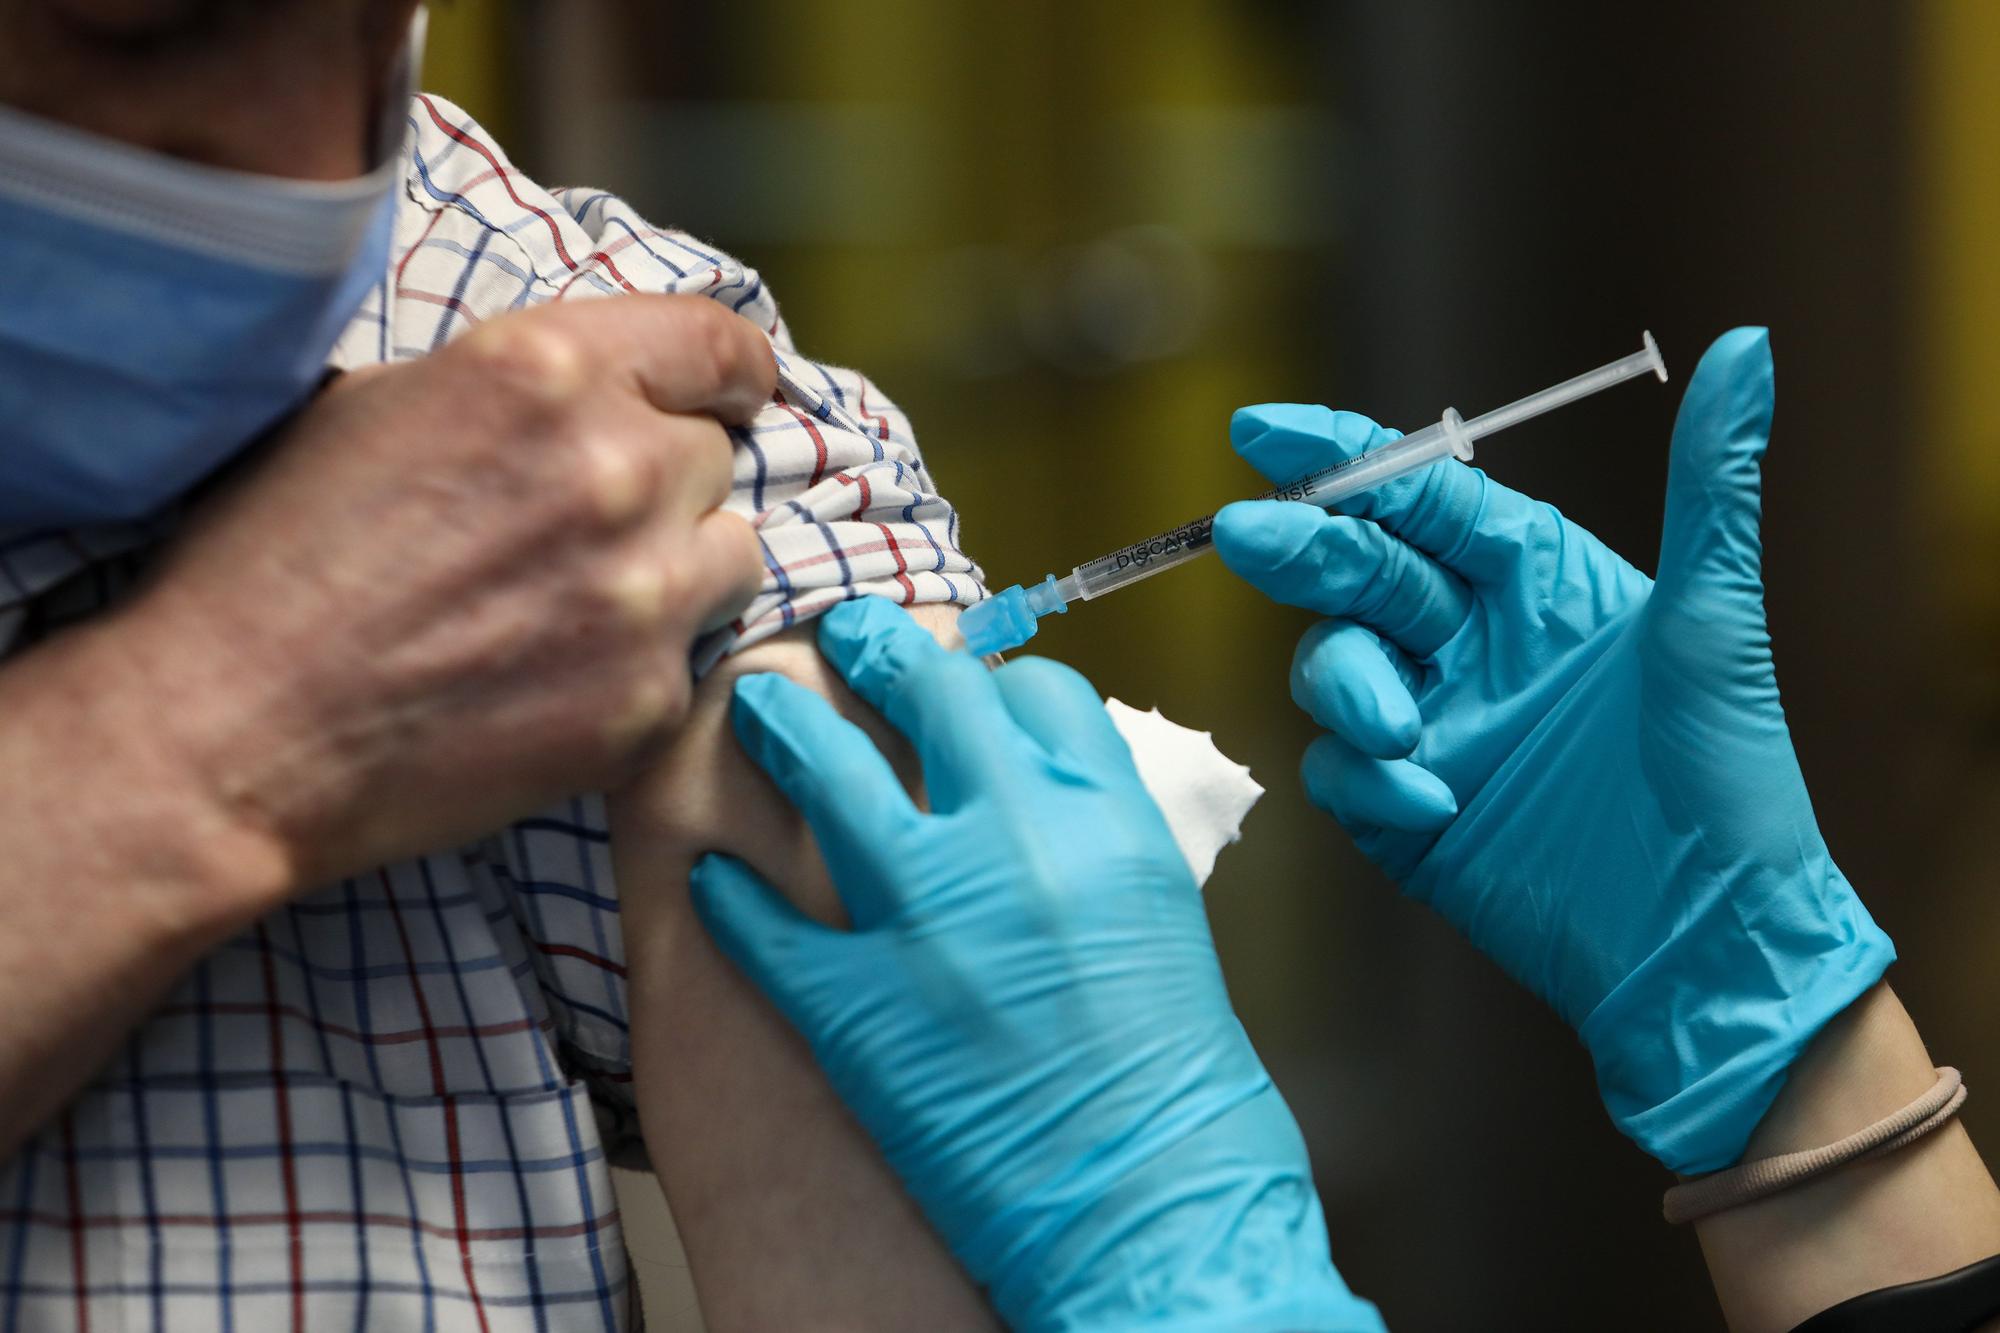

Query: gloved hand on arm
left=1211, top=328, right=1894, bottom=1174
left=690, top=597, right=1384, bottom=1332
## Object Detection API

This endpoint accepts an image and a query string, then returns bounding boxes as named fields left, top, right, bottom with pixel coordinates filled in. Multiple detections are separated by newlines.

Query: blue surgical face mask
left=0, top=17, right=424, bottom=530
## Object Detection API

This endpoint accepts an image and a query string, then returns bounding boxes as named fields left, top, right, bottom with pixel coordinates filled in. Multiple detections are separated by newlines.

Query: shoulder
left=368, top=95, right=786, bottom=360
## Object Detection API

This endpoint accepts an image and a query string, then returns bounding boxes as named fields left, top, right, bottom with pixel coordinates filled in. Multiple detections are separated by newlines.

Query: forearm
left=0, top=619, right=289, bottom=1155
left=610, top=606, right=999, bottom=1330
left=1697, top=982, right=2000, bottom=1332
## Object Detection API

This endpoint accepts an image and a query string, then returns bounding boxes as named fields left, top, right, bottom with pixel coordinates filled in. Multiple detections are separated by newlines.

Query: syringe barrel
left=1065, top=424, right=1460, bottom=602
left=1268, top=422, right=1458, bottom=510
left=1069, top=511, right=1217, bottom=599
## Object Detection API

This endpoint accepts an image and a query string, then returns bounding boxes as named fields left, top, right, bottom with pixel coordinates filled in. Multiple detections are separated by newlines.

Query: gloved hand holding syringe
left=959, top=331, right=1670, bottom=657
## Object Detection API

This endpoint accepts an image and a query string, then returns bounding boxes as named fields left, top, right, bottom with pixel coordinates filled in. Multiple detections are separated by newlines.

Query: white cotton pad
left=1104, top=698, right=1264, bottom=887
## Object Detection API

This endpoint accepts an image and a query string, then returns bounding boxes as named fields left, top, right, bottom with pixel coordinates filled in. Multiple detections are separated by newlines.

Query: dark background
left=431, top=3, right=2000, bottom=1325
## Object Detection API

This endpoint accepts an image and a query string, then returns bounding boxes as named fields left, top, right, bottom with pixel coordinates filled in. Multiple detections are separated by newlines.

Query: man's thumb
left=1655, top=327, right=1775, bottom=608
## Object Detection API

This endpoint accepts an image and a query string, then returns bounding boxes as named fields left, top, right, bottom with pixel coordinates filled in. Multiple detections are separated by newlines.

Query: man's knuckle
left=669, top=418, right=738, bottom=493
left=651, top=666, right=696, bottom=731
left=597, top=555, right=670, bottom=629
left=603, top=669, right=693, bottom=758
left=681, top=299, right=767, bottom=400
left=719, top=513, right=763, bottom=580
left=644, top=550, right=702, bottom=622
left=576, top=434, right=663, bottom=526
left=462, top=319, right=588, bottom=407
left=708, top=319, right=751, bottom=393
left=659, top=410, right=717, bottom=455
left=684, top=319, right=740, bottom=405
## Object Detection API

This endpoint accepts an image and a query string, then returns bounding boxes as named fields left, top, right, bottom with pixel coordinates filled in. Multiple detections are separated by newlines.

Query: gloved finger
left=730, top=673, right=917, bottom=925
left=1212, top=502, right=1470, bottom=658
left=990, top=656, right=1139, bottom=779
left=1291, top=620, right=1424, bottom=759
left=816, top=596, right=1020, bottom=811
left=1300, top=732, right=1457, bottom=834
left=1654, top=327, right=1772, bottom=627
left=1231, top=404, right=1400, bottom=482
left=691, top=852, right=847, bottom=1029
left=1231, top=402, right=1550, bottom=588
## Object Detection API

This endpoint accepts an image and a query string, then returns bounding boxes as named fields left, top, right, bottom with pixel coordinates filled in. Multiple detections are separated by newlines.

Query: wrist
left=52, top=611, right=299, bottom=942
left=1693, top=984, right=2000, bottom=1333
left=1734, top=982, right=1938, bottom=1159
left=990, top=1088, right=1382, bottom=1333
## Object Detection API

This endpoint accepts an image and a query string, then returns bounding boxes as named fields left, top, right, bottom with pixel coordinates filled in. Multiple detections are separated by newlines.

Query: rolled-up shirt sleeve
left=546, top=187, right=986, bottom=673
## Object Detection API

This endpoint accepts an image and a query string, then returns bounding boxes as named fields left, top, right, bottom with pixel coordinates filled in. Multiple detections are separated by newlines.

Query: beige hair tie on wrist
left=1663, top=1067, right=1966, bottom=1225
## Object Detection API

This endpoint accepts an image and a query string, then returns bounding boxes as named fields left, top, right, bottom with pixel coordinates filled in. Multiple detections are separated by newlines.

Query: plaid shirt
left=0, top=95, right=982, bottom=1331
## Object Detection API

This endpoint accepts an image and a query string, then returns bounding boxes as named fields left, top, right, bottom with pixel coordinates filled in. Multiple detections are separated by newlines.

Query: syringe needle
left=961, top=332, right=1668, bottom=657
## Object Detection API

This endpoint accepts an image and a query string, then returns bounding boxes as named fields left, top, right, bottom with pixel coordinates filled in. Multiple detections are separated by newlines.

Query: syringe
left=959, top=332, right=1668, bottom=657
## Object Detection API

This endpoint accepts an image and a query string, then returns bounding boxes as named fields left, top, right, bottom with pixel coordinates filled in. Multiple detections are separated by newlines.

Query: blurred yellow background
left=425, top=3, right=2000, bottom=1327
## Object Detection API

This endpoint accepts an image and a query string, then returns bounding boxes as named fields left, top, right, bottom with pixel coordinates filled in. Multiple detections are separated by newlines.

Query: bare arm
left=0, top=619, right=289, bottom=1155
left=1696, top=982, right=2000, bottom=1331
left=611, top=604, right=1000, bottom=1331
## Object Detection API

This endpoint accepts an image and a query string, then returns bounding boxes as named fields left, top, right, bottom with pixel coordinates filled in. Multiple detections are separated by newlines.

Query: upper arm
left=545, top=189, right=993, bottom=1329
left=615, top=603, right=963, bottom=924
left=608, top=604, right=997, bottom=1332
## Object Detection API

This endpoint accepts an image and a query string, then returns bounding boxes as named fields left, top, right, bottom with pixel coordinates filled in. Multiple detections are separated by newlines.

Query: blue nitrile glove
left=691, top=598, right=1384, bottom=1333
left=1210, top=329, right=1893, bottom=1174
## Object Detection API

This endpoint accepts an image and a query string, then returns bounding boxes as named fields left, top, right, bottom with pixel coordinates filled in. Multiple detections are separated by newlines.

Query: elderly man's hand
left=97, top=294, right=772, bottom=890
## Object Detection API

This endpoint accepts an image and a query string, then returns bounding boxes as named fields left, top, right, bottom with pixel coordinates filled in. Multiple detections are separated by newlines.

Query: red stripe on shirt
left=552, top=233, right=651, bottom=299
left=856, top=377, right=891, bottom=441
left=778, top=394, right=831, bottom=487
left=833, top=474, right=916, bottom=597
left=396, top=289, right=486, bottom=325
left=534, top=942, right=628, bottom=978
left=768, top=537, right=902, bottom=576
left=395, top=207, right=447, bottom=293
left=382, top=871, right=492, bottom=1333
left=418, top=96, right=640, bottom=297
left=875, top=522, right=916, bottom=603
left=831, top=470, right=873, bottom=516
